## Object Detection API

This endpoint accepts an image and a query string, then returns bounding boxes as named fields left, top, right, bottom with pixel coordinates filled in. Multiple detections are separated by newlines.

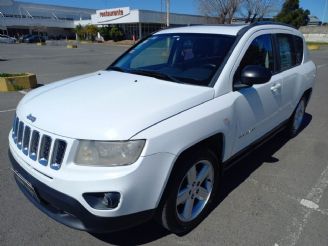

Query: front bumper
left=9, top=150, right=155, bottom=232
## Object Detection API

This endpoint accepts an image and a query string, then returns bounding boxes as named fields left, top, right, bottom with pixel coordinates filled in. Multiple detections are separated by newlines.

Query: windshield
left=110, top=33, right=236, bottom=86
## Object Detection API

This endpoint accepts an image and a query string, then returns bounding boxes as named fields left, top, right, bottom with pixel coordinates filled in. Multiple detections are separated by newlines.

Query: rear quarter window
left=276, top=33, right=303, bottom=72
left=294, top=35, right=304, bottom=65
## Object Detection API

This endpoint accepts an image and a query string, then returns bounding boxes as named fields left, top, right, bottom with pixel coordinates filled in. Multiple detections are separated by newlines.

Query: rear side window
left=276, top=34, right=303, bottom=71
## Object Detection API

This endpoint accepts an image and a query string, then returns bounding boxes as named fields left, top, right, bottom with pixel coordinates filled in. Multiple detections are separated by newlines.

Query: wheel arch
left=303, top=87, right=312, bottom=107
left=155, top=133, right=224, bottom=215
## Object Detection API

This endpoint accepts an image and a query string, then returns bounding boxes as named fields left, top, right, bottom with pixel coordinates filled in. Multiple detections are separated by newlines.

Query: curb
left=0, top=73, right=37, bottom=92
left=307, top=44, right=320, bottom=50
left=67, top=44, right=78, bottom=48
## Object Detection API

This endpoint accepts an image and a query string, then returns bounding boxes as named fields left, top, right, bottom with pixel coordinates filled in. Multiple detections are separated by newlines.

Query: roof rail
left=248, top=21, right=296, bottom=29
left=237, top=21, right=297, bottom=36
left=188, top=23, right=246, bottom=27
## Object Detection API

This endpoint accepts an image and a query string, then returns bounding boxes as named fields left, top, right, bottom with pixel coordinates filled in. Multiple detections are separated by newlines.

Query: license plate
left=12, top=169, right=40, bottom=203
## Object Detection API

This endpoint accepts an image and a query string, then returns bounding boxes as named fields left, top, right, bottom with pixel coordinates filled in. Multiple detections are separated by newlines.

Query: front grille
left=11, top=115, right=67, bottom=170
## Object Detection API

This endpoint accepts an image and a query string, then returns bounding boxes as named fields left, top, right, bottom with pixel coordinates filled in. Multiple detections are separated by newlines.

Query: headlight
left=74, top=140, right=145, bottom=166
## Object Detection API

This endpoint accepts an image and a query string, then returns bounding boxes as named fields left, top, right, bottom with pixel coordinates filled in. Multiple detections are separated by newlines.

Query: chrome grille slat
left=17, top=121, right=24, bottom=149
left=29, top=130, right=40, bottom=161
left=50, top=140, right=67, bottom=170
left=22, top=126, right=31, bottom=155
left=12, top=117, right=67, bottom=171
left=39, top=135, right=52, bottom=166
left=12, top=115, right=17, bottom=138
left=13, top=117, right=19, bottom=143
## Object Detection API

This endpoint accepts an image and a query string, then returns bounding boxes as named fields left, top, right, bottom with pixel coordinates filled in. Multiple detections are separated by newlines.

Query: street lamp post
left=323, top=0, right=328, bottom=25
left=166, top=0, right=170, bottom=27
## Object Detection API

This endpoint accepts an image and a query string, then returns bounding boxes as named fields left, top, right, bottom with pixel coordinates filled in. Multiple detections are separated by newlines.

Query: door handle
left=270, top=83, right=281, bottom=93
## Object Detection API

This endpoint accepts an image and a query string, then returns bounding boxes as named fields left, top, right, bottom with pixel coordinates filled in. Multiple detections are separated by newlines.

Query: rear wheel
left=160, top=149, right=220, bottom=235
left=287, top=97, right=306, bottom=137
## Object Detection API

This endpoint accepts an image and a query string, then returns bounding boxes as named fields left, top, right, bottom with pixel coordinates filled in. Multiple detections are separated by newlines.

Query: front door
left=231, top=33, right=283, bottom=155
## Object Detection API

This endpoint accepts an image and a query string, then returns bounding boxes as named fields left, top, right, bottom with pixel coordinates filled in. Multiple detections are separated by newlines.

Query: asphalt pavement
left=0, top=42, right=327, bottom=246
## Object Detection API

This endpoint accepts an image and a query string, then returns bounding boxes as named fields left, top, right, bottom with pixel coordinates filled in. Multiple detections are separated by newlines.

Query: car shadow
left=217, top=113, right=312, bottom=207
left=91, top=113, right=312, bottom=245
left=36, top=83, right=44, bottom=88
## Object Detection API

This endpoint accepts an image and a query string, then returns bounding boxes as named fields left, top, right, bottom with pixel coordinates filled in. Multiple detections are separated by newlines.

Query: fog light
left=83, top=192, right=121, bottom=210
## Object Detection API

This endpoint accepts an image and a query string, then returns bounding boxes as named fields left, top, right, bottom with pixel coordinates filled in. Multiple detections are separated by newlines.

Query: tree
left=241, top=0, right=280, bottom=23
left=197, top=0, right=243, bottom=24
left=74, top=24, right=84, bottom=41
left=109, top=26, right=124, bottom=42
left=275, top=0, right=310, bottom=28
left=99, top=26, right=111, bottom=41
left=84, top=24, right=98, bottom=41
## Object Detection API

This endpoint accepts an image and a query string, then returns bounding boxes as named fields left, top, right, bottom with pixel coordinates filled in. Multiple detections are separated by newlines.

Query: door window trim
left=232, top=33, right=276, bottom=91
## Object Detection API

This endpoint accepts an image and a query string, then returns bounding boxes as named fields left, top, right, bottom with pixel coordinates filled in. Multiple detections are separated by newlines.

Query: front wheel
left=160, top=149, right=220, bottom=235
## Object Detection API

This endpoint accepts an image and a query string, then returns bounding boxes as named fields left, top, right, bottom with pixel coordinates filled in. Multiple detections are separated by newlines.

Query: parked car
left=22, top=35, right=45, bottom=43
left=9, top=22, right=316, bottom=234
left=18, top=34, right=31, bottom=43
left=0, top=34, right=16, bottom=44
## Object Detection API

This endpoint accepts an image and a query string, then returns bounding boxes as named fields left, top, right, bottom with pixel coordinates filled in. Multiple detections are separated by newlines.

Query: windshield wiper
left=129, top=69, right=182, bottom=83
left=107, top=66, right=127, bottom=72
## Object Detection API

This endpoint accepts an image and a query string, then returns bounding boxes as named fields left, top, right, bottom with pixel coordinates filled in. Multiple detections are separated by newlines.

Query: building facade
left=1, top=0, right=216, bottom=39
left=76, top=7, right=217, bottom=39
left=0, top=0, right=94, bottom=38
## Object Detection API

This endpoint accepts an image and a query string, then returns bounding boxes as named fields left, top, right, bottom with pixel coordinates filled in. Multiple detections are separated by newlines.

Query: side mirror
left=240, top=65, right=272, bottom=86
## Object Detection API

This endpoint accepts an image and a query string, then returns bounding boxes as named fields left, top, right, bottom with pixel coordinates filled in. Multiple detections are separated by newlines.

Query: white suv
left=9, top=23, right=316, bottom=234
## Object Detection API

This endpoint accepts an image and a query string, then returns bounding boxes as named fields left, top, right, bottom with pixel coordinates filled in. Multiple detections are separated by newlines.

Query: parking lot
left=0, top=42, right=327, bottom=246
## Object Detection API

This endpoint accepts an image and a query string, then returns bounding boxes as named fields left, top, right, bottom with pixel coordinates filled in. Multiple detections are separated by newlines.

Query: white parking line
left=18, top=90, right=27, bottom=95
left=278, top=164, right=328, bottom=246
left=0, top=108, right=16, bottom=113
left=300, top=199, right=319, bottom=210
left=318, top=208, right=328, bottom=216
left=317, top=64, right=327, bottom=69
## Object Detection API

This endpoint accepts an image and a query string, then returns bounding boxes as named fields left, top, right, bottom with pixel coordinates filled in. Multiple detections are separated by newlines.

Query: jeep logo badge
left=26, top=114, right=36, bottom=123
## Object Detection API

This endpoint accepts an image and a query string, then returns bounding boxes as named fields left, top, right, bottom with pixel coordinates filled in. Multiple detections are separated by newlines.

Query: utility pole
left=166, top=0, right=170, bottom=27
left=323, top=0, right=328, bottom=25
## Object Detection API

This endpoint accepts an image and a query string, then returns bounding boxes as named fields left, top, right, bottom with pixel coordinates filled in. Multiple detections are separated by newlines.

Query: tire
left=287, top=96, right=306, bottom=137
left=160, top=149, right=220, bottom=235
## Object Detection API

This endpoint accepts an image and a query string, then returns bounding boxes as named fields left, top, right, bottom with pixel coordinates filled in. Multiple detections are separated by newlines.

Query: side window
left=294, top=35, right=304, bottom=65
left=234, top=34, right=274, bottom=84
left=276, top=34, right=297, bottom=71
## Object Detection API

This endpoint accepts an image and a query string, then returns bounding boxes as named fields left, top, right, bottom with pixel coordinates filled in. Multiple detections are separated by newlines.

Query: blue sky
left=18, top=0, right=328, bottom=22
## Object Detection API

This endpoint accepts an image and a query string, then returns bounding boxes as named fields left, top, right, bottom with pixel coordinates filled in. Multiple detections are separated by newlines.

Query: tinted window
left=240, top=34, right=274, bottom=72
left=112, top=33, right=236, bottom=86
left=130, top=37, right=174, bottom=68
left=294, top=35, right=304, bottom=65
left=277, top=34, right=297, bottom=71
left=234, top=34, right=274, bottom=84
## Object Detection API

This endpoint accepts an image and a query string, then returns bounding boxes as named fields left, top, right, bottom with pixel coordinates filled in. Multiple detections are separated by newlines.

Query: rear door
left=230, top=32, right=284, bottom=154
left=275, top=33, right=305, bottom=120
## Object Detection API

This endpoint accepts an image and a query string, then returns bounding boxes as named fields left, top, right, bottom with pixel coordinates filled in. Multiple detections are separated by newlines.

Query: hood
left=17, top=71, right=214, bottom=140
